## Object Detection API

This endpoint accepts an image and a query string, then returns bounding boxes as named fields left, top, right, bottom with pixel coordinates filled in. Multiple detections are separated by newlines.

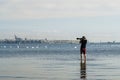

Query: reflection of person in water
left=80, top=58, right=86, bottom=79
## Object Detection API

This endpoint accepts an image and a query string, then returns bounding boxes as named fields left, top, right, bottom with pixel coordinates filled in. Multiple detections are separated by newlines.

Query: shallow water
left=0, top=43, right=120, bottom=80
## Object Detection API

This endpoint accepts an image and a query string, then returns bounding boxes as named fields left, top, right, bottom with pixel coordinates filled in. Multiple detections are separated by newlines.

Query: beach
left=0, top=43, right=120, bottom=80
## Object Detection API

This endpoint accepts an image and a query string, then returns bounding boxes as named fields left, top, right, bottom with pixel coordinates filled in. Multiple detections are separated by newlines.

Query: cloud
left=1, top=0, right=120, bottom=19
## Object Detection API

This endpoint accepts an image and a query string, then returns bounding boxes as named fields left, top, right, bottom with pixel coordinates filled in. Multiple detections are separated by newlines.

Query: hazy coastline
left=0, top=35, right=119, bottom=44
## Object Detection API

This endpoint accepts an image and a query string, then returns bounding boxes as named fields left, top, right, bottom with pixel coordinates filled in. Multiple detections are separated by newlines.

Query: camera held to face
left=76, top=38, right=82, bottom=40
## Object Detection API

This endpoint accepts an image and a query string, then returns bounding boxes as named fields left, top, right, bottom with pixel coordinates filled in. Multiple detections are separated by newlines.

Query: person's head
left=82, top=36, right=86, bottom=39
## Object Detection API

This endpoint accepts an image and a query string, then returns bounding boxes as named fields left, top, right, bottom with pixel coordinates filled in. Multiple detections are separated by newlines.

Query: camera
left=76, top=38, right=82, bottom=40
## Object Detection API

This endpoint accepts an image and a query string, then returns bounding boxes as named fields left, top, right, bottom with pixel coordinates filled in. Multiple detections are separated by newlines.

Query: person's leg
left=80, top=48, right=82, bottom=60
left=83, top=48, right=86, bottom=61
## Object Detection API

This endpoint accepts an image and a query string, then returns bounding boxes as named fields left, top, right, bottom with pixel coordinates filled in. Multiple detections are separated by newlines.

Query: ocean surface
left=0, top=43, right=120, bottom=80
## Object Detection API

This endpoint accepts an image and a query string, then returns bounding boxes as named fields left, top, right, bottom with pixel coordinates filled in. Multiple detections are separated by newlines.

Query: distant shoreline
left=0, top=39, right=120, bottom=44
left=0, top=35, right=119, bottom=44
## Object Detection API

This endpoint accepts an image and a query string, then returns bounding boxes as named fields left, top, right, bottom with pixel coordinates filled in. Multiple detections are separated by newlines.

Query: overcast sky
left=1, top=0, right=120, bottom=42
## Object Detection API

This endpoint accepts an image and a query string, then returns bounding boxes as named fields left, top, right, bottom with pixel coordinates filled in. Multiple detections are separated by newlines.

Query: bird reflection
left=80, top=56, right=86, bottom=80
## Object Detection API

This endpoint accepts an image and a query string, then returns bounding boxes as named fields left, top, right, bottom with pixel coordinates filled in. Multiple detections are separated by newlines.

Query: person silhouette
left=76, top=36, right=87, bottom=60
left=79, top=36, right=87, bottom=60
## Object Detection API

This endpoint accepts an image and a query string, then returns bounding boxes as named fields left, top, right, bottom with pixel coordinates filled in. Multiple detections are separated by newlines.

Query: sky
left=1, top=0, right=120, bottom=42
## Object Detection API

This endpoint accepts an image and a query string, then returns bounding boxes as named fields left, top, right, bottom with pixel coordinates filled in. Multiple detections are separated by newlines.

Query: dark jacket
left=80, top=39, right=87, bottom=49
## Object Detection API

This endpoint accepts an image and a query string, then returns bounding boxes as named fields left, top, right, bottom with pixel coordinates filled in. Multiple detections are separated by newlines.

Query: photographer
left=77, top=36, right=87, bottom=60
